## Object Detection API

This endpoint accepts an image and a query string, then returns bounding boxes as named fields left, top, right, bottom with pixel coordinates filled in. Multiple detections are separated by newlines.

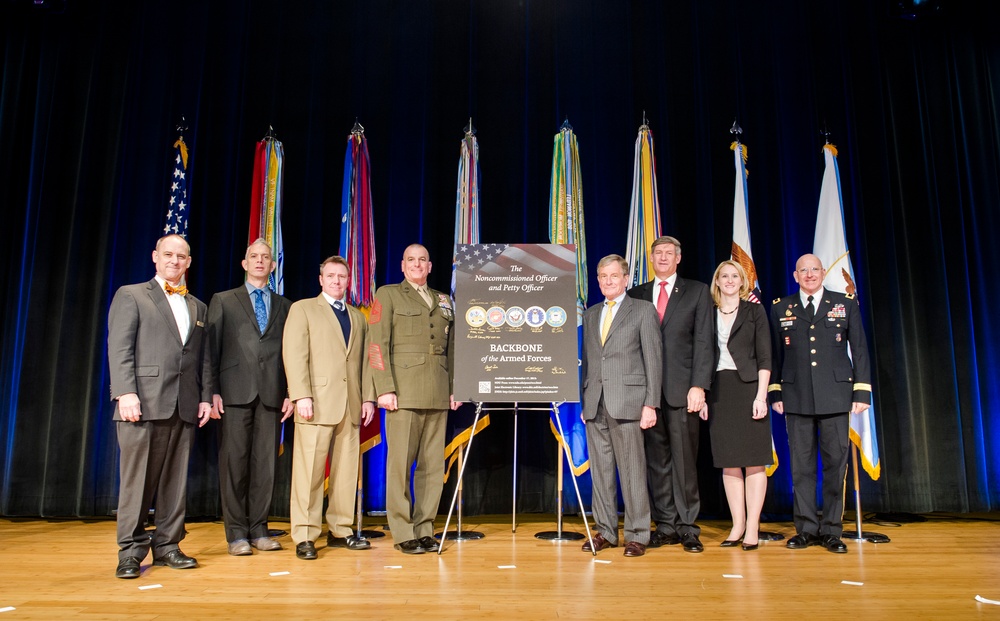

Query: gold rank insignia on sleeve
left=853, top=383, right=872, bottom=392
left=767, top=383, right=782, bottom=392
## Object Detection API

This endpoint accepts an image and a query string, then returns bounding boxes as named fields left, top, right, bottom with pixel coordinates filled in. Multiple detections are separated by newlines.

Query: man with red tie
left=627, top=236, right=714, bottom=553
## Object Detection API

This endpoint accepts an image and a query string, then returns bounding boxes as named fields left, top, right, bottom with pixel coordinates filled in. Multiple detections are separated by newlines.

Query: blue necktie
left=253, top=289, right=268, bottom=334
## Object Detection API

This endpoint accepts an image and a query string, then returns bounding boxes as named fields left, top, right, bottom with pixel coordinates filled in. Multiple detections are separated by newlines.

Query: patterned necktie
left=253, top=289, right=268, bottom=334
left=164, top=282, right=188, bottom=296
left=805, top=295, right=815, bottom=321
left=332, top=300, right=351, bottom=343
left=600, top=300, right=616, bottom=345
left=656, top=281, right=669, bottom=321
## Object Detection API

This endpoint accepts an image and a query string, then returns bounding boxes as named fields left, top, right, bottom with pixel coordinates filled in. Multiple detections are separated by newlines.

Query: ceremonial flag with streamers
left=548, top=121, right=589, bottom=476
left=339, top=127, right=380, bottom=454
left=248, top=134, right=285, bottom=454
left=248, top=137, right=285, bottom=294
left=164, top=135, right=190, bottom=237
left=444, top=126, right=490, bottom=482
left=625, top=123, right=662, bottom=287
left=813, top=143, right=880, bottom=480
left=730, top=139, right=778, bottom=476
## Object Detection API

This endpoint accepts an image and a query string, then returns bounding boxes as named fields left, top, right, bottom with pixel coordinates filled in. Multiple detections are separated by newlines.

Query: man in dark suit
left=206, top=239, right=293, bottom=556
left=769, top=253, right=872, bottom=554
left=283, top=256, right=376, bottom=560
left=627, top=236, right=714, bottom=552
left=107, top=234, right=213, bottom=579
left=582, top=255, right=662, bottom=558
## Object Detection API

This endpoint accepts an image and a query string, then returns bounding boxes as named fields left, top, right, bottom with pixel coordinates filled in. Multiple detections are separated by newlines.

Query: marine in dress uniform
left=367, top=244, right=458, bottom=555
left=768, top=254, right=872, bottom=553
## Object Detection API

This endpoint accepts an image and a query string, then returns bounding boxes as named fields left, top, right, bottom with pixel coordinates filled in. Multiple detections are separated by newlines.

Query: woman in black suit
left=699, top=260, right=772, bottom=551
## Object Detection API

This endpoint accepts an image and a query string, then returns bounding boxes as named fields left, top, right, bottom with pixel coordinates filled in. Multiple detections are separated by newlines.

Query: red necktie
left=656, top=281, right=669, bottom=321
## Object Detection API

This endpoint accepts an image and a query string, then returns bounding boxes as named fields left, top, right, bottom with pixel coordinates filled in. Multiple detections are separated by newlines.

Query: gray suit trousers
left=116, top=412, right=193, bottom=561
left=586, top=399, right=651, bottom=545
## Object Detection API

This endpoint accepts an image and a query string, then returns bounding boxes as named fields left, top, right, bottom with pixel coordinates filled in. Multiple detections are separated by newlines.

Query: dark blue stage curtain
left=1, top=0, right=998, bottom=518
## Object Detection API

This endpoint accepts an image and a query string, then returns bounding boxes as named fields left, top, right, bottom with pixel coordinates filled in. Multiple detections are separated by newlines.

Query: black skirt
left=708, top=370, right=774, bottom=468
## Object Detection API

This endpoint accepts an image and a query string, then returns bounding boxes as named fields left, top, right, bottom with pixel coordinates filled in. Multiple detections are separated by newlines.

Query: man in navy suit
left=582, top=255, right=662, bottom=557
left=627, top=236, right=714, bottom=553
left=206, top=239, right=294, bottom=556
left=107, top=234, right=213, bottom=578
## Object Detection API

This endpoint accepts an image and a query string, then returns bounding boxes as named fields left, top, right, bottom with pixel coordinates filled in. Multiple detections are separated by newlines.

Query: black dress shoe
left=115, top=557, right=141, bottom=579
left=741, top=542, right=759, bottom=551
left=681, top=533, right=704, bottom=553
left=417, top=536, right=440, bottom=552
left=786, top=532, right=820, bottom=549
left=296, top=541, right=318, bottom=560
left=327, top=533, right=372, bottom=550
left=393, top=539, right=426, bottom=555
left=820, top=535, right=848, bottom=553
left=720, top=532, right=744, bottom=548
left=153, top=549, right=197, bottom=569
left=648, top=531, right=681, bottom=548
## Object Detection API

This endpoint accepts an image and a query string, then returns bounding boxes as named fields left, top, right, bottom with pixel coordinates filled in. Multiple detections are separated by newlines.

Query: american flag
left=454, top=243, right=576, bottom=277
left=164, top=136, right=190, bottom=237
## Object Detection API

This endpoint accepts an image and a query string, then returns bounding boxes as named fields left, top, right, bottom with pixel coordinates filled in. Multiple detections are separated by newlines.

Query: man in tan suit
left=368, top=243, right=459, bottom=554
left=282, top=256, right=375, bottom=560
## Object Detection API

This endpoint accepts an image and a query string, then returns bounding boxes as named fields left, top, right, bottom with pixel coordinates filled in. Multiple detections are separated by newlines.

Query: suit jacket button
left=810, top=349, right=816, bottom=354
left=811, top=362, right=817, bottom=367
left=810, top=336, right=816, bottom=342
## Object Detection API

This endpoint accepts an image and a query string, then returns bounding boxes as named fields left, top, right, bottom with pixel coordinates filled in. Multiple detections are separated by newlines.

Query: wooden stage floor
left=1, top=514, right=998, bottom=619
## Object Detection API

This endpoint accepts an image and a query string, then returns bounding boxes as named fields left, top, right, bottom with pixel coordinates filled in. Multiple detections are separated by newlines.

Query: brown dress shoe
left=623, top=541, right=646, bottom=557
left=581, top=532, right=617, bottom=552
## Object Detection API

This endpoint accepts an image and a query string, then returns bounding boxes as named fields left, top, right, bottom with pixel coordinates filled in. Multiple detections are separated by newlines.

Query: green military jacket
left=367, top=280, right=455, bottom=410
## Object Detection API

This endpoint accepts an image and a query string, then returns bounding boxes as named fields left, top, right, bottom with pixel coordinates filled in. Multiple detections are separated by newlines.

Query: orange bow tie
left=164, top=282, right=188, bottom=296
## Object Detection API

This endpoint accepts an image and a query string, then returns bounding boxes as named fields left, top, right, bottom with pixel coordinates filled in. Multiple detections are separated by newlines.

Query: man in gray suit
left=206, top=239, right=294, bottom=556
left=581, top=254, right=662, bottom=557
left=107, top=234, right=213, bottom=579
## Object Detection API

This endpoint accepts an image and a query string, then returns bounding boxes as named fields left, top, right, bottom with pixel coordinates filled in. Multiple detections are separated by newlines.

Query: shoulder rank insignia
left=845, top=292, right=856, bottom=300
left=773, top=297, right=781, bottom=305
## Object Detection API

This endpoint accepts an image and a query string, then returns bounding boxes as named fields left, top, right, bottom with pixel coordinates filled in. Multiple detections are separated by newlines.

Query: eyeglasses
left=797, top=267, right=823, bottom=274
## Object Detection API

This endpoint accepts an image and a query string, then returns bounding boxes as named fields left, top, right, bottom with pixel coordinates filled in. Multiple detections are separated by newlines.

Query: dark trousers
left=644, top=400, right=701, bottom=536
left=785, top=412, right=850, bottom=537
left=116, top=412, right=193, bottom=561
left=219, top=397, right=280, bottom=542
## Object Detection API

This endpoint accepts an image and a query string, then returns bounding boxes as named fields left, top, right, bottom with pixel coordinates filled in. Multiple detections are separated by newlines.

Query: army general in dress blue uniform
left=768, top=253, right=872, bottom=554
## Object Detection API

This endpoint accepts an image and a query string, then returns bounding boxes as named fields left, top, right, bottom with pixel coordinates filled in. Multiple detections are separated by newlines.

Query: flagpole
left=842, top=444, right=890, bottom=543
left=439, top=120, right=488, bottom=543
left=812, top=133, right=887, bottom=545
left=534, top=403, right=593, bottom=550
left=438, top=402, right=486, bottom=554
